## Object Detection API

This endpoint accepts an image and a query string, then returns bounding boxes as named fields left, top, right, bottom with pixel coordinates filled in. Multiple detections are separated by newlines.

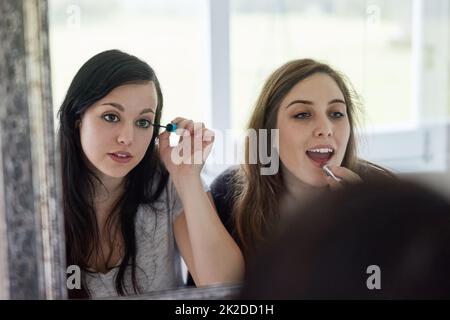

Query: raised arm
left=158, top=118, right=244, bottom=286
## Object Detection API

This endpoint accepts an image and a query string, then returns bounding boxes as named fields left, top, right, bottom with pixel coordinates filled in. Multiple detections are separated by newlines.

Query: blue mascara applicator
left=152, top=123, right=177, bottom=132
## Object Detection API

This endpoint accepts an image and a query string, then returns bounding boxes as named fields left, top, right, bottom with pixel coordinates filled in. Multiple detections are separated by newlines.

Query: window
left=48, top=0, right=211, bottom=126
left=228, top=0, right=449, bottom=173
left=48, top=0, right=450, bottom=176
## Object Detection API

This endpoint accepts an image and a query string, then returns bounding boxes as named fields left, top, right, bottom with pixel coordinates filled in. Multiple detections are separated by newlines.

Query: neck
left=92, top=171, right=125, bottom=230
left=94, top=175, right=124, bottom=201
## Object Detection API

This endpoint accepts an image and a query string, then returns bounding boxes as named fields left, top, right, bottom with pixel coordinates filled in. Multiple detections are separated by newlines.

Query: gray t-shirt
left=84, top=178, right=206, bottom=298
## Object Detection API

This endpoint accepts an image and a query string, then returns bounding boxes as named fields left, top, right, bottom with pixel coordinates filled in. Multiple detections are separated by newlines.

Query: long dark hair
left=58, top=50, right=168, bottom=297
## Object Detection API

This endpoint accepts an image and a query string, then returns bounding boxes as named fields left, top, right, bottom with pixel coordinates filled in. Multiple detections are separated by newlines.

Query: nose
left=313, top=116, right=333, bottom=137
left=117, top=123, right=134, bottom=146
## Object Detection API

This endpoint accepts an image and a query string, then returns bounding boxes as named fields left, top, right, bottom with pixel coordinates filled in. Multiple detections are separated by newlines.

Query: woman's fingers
left=201, top=128, right=215, bottom=160
left=331, top=166, right=362, bottom=183
left=202, top=128, right=215, bottom=145
left=325, top=165, right=362, bottom=190
left=158, top=130, right=171, bottom=151
left=326, top=175, right=343, bottom=190
left=175, top=119, right=194, bottom=135
left=166, top=118, right=214, bottom=164
left=175, top=119, right=205, bottom=137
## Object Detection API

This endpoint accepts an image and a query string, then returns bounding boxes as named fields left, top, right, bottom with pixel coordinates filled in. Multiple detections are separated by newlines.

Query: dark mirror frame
left=0, top=0, right=66, bottom=300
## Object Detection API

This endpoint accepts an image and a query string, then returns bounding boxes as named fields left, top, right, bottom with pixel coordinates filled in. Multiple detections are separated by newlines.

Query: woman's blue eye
left=103, top=114, right=119, bottom=122
left=330, top=112, right=345, bottom=118
left=136, top=119, right=151, bottom=128
left=295, top=112, right=311, bottom=119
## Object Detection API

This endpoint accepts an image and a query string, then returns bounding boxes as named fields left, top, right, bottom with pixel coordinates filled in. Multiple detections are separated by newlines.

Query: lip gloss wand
left=322, top=165, right=342, bottom=182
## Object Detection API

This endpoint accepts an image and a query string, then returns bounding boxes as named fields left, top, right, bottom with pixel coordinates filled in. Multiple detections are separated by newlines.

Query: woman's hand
left=158, top=118, right=243, bottom=285
left=325, top=165, right=362, bottom=190
left=158, top=117, right=215, bottom=177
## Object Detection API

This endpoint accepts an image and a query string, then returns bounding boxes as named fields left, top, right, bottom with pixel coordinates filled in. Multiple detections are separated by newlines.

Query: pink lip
left=305, top=144, right=335, bottom=168
left=110, top=151, right=132, bottom=157
left=307, top=157, right=329, bottom=168
left=108, top=152, right=133, bottom=164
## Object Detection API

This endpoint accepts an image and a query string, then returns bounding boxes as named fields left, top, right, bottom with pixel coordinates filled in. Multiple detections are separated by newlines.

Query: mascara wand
left=152, top=123, right=177, bottom=132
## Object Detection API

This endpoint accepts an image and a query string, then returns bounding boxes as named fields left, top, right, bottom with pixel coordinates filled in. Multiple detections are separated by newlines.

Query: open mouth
left=306, top=147, right=335, bottom=167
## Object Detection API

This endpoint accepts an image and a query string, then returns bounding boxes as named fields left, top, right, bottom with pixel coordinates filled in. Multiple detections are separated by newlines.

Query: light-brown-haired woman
left=208, top=59, right=394, bottom=261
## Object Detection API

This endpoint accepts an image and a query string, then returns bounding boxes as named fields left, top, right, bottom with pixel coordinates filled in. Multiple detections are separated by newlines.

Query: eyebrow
left=286, top=99, right=346, bottom=108
left=101, top=102, right=155, bottom=115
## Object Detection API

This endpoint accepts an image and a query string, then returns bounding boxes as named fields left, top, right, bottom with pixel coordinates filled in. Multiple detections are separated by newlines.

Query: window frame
left=207, top=0, right=449, bottom=176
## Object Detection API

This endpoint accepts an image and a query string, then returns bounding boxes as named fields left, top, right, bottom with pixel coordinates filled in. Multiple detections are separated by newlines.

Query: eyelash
left=294, top=112, right=311, bottom=119
left=330, top=112, right=345, bottom=119
left=294, top=112, right=345, bottom=119
left=102, top=114, right=152, bottom=129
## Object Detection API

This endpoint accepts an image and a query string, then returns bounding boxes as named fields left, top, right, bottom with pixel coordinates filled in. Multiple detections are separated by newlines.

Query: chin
left=301, top=174, right=329, bottom=187
left=294, top=173, right=328, bottom=188
left=106, top=172, right=128, bottom=179
left=309, top=179, right=329, bottom=188
left=99, top=167, right=131, bottom=179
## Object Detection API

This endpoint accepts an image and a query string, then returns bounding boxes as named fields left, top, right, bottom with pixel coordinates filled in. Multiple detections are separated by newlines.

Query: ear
left=75, top=119, right=81, bottom=129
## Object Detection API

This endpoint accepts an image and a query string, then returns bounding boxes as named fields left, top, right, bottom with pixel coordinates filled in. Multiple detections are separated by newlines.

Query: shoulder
left=355, top=159, right=396, bottom=182
left=211, top=166, right=239, bottom=196
left=135, top=180, right=176, bottom=230
left=210, top=166, right=240, bottom=238
left=210, top=166, right=240, bottom=202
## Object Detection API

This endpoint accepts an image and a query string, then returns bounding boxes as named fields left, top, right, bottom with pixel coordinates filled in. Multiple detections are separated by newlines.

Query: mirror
left=1, top=0, right=449, bottom=300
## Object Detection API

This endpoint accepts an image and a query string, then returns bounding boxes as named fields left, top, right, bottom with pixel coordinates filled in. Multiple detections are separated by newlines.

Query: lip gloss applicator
left=322, top=165, right=342, bottom=182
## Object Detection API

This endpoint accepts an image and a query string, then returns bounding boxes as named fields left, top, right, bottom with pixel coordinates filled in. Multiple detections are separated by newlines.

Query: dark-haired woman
left=59, top=50, right=244, bottom=298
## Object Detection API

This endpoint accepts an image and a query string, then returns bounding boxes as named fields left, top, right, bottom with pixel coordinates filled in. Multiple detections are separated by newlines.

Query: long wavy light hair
left=233, top=59, right=392, bottom=257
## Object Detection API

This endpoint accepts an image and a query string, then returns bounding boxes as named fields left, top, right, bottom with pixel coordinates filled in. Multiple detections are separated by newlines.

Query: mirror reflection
left=47, top=0, right=450, bottom=299
left=1, top=0, right=449, bottom=300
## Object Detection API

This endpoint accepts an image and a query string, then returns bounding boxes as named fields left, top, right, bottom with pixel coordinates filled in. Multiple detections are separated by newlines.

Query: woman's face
left=79, top=82, right=157, bottom=179
left=276, top=73, right=351, bottom=187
